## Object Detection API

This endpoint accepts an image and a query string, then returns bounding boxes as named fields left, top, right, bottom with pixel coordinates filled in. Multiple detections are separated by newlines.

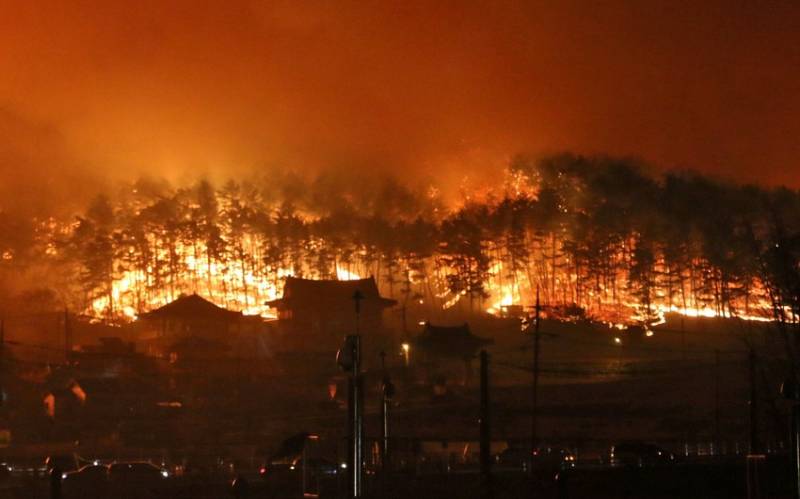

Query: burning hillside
left=1, top=154, right=798, bottom=326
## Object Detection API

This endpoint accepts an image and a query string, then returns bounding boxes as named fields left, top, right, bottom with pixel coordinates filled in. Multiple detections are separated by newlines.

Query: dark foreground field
left=0, top=455, right=793, bottom=499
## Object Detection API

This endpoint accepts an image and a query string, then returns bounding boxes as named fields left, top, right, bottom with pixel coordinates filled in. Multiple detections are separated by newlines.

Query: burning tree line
left=1, top=153, right=799, bottom=325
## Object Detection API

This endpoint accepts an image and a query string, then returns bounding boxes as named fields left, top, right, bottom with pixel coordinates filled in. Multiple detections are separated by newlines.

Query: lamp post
left=337, top=290, right=365, bottom=499
left=530, top=288, right=541, bottom=458
left=379, top=351, right=395, bottom=471
left=0, top=319, right=4, bottom=409
left=479, top=350, right=492, bottom=499
left=782, top=378, right=800, bottom=499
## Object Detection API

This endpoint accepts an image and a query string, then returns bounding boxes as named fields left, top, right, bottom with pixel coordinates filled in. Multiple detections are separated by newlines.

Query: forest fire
left=1, top=4, right=799, bottom=498
left=3, top=155, right=794, bottom=328
left=89, top=254, right=363, bottom=321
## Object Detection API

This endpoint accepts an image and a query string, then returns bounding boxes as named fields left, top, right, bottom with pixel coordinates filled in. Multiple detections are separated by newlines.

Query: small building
left=138, top=293, right=244, bottom=338
left=266, top=277, right=397, bottom=350
left=414, top=323, right=493, bottom=361
left=413, top=322, right=493, bottom=385
left=135, top=293, right=270, bottom=359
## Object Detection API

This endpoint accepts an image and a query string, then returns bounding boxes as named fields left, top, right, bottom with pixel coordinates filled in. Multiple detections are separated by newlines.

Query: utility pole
left=479, top=350, right=493, bottom=499
left=337, top=292, right=365, bottom=499
left=379, top=351, right=394, bottom=472
left=680, top=316, right=686, bottom=361
left=64, top=308, right=71, bottom=364
left=746, top=346, right=765, bottom=499
left=714, top=349, right=720, bottom=454
left=351, top=290, right=364, bottom=499
left=0, top=319, right=4, bottom=408
left=749, top=346, right=759, bottom=454
left=531, top=287, right=541, bottom=456
left=781, top=378, right=800, bottom=499
left=401, top=304, right=407, bottom=339
left=681, top=316, right=689, bottom=456
left=354, top=290, right=363, bottom=336
left=794, top=403, right=800, bottom=499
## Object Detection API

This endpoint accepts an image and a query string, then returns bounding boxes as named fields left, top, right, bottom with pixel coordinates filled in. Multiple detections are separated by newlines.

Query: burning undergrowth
left=0, top=153, right=798, bottom=326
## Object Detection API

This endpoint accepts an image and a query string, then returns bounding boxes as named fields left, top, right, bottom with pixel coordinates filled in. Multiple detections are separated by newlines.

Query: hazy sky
left=1, top=0, right=799, bottom=211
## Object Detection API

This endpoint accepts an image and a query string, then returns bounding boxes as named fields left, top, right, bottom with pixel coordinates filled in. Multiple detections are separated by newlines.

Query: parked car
left=107, top=462, right=169, bottom=498
left=495, top=446, right=576, bottom=471
left=262, top=457, right=338, bottom=476
left=62, top=464, right=109, bottom=499
left=109, top=461, right=169, bottom=481
left=608, top=442, right=675, bottom=467
left=261, top=433, right=339, bottom=498
left=0, top=462, right=10, bottom=481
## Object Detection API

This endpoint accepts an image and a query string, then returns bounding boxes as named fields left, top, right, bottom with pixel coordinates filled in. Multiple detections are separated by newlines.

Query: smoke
left=0, top=108, right=107, bottom=216
left=0, top=0, right=798, bottom=214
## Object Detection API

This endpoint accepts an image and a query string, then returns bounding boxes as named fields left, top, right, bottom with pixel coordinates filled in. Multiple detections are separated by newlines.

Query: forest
left=0, top=153, right=799, bottom=327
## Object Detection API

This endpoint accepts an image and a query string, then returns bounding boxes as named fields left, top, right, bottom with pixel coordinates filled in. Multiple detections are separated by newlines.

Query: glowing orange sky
left=1, top=0, right=799, bottom=211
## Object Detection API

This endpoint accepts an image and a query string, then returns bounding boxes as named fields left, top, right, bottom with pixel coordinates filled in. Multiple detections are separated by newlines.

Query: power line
left=492, top=357, right=743, bottom=378
left=491, top=331, right=748, bottom=356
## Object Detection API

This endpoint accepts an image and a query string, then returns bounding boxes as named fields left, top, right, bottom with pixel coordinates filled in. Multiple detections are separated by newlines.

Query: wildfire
left=81, top=231, right=785, bottom=326
left=336, top=267, right=362, bottom=281
left=486, top=289, right=514, bottom=316
left=89, top=237, right=362, bottom=320
left=27, top=168, right=792, bottom=328
left=481, top=277, right=781, bottom=325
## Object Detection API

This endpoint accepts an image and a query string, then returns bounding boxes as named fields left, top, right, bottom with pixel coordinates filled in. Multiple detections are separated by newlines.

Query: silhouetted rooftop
left=266, top=276, right=397, bottom=309
left=139, top=293, right=242, bottom=322
left=414, top=322, right=493, bottom=358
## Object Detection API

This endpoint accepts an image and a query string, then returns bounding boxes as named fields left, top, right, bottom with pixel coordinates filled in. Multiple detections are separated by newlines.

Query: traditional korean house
left=138, top=294, right=243, bottom=338
left=266, top=277, right=397, bottom=350
left=135, top=293, right=270, bottom=359
left=413, top=322, right=493, bottom=385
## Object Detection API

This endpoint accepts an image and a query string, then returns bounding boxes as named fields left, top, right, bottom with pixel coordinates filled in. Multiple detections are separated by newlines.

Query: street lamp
left=401, top=342, right=410, bottom=366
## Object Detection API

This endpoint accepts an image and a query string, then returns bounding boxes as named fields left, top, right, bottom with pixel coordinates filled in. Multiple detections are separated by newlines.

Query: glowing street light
left=401, top=343, right=410, bottom=366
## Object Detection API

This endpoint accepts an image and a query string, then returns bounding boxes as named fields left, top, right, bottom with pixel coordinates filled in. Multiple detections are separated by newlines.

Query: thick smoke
left=0, top=108, right=107, bottom=216
left=0, top=0, right=798, bottom=213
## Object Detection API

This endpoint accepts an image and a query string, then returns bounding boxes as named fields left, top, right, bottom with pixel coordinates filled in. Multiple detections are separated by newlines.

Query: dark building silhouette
left=413, top=322, right=493, bottom=385
left=139, top=293, right=243, bottom=337
left=414, top=322, right=493, bottom=361
left=72, top=337, right=156, bottom=378
left=136, top=293, right=268, bottom=359
left=266, top=277, right=396, bottom=350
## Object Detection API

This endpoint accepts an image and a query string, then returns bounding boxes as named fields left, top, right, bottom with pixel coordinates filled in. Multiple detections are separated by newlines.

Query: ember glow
left=13, top=158, right=796, bottom=327
left=0, top=2, right=796, bottom=330
left=86, top=233, right=363, bottom=320
left=1, top=5, right=799, bottom=496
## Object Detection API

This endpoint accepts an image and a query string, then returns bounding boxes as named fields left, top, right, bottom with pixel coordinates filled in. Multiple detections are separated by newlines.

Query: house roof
left=270, top=432, right=315, bottom=461
left=139, top=294, right=243, bottom=322
left=265, top=276, right=397, bottom=310
left=414, top=322, right=493, bottom=359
